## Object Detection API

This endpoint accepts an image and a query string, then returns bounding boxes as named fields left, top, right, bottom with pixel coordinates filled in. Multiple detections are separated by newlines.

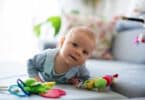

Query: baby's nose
left=75, top=49, right=82, bottom=56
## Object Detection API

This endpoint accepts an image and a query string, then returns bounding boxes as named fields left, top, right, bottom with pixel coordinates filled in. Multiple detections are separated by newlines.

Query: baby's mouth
left=70, top=55, right=77, bottom=61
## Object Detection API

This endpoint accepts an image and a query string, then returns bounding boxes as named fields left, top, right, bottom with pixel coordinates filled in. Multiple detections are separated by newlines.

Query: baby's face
left=60, top=31, right=95, bottom=67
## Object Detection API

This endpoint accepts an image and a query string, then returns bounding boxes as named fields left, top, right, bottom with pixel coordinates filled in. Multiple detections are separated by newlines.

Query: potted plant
left=33, top=16, right=61, bottom=49
left=33, top=16, right=61, bottom=37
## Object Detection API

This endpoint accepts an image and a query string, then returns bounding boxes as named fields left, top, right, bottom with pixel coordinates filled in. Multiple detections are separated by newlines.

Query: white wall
left=0, top=0, right=60, bottom=63
left=0, top=0, right=4, bottom=38
left=0, top=0, right=137, bottom=63
left=0, top=0, right=36, bottom=63
left=104, top=0, right=135, bottom=18
left=59, top=0, right=136, bottom=19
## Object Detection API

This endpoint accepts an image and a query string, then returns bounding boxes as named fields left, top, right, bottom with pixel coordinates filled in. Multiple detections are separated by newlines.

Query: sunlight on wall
left=0, top=0, right=60, bottom=63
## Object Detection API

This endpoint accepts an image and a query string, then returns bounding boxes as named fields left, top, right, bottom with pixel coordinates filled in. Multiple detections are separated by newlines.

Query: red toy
left=103, top=74, right=118, bottom=86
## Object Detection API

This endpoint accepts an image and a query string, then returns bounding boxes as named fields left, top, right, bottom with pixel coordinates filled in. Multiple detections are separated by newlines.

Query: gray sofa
left=0, top=29, right=145, bottom=100
left=87, top=28, right=145, bottom=100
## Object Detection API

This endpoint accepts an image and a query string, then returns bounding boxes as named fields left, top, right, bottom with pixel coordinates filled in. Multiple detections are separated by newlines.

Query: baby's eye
left=83, top=50, right=89, bottom=55
left=72, top=42, right=78, bottom=47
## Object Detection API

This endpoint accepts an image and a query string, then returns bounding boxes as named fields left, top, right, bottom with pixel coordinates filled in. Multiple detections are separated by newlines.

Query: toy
left=77, top=74, right=118, bottom=91
left=40, top=88, right=66, bottom=98
left=8, top=84, right=28, bottom=97
left=21, top=78, right=66, bottom=98
left=8, top=78, right=65, bottom=98
left=7, top=78, right=66, bottom=98
left=23, top=78, right=55, bottom=94
left=134, top=33, right=145, bottom=45
left=8, top=78, right=55, bottom=96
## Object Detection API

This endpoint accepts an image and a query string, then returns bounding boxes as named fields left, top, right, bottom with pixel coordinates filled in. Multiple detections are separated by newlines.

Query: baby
left=27, top=26, right=96, bottom=85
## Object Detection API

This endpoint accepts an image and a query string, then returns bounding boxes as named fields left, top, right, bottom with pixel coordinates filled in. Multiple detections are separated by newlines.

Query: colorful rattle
left=8, top=78, right=66, bottom=98
left=77, top=73, right=118, bottom=91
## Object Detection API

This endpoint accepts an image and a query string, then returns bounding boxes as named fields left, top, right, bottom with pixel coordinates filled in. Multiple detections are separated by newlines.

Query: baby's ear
left=58, top=36, right=65, bottom=48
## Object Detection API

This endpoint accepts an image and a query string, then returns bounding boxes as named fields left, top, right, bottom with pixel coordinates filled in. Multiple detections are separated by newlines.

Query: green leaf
left=33, top=23, right=41, bottom=37
left=33, top=16, right=61, bottom=38
left=47, top=16, right=61, bottom=36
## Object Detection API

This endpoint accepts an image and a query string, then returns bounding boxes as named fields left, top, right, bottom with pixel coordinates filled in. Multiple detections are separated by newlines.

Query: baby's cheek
left=79, top=57, right=86, bottom=64
left=64, top=46, right=70, bottom=53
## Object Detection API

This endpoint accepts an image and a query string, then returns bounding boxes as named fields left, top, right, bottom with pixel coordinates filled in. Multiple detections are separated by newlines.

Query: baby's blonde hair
left=66, top=26, right=96, bottom=42
left=58, top=26, right=97, bottom=49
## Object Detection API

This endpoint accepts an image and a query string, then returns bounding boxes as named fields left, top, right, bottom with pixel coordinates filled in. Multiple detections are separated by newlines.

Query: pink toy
left=40, top=88, right=66, bottom=98
left=134, top=33, right=145, bottom=45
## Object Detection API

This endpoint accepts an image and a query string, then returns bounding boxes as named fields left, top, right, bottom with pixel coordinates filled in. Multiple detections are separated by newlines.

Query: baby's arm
left=79, top=65, right=90, bottom=81
left=68, top=65, right=90, bottom=87
left=67, top=76, right=81, bottom=86
left=27, top=53, right=46, bottom=82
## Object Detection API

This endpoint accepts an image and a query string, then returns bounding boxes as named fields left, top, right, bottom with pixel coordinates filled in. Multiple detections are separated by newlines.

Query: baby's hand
left=102, top=51, right=113, bottom=60
left=68, top=77, right=80, bottom=86
left=34, top=76, right=43, bottom=82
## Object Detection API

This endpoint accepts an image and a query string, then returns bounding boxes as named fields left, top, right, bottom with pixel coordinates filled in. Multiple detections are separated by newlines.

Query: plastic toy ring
left=17, top=79, right=31, bottom=96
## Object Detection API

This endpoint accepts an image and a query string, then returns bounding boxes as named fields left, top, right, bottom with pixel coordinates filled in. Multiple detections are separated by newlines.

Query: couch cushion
left=86, top=59, right=145, bottom=98
left=55, top=85, right=127, bottom=100
left=115, top=97, right=145, bottom=100
left=0, top=61, right=27, bottom=79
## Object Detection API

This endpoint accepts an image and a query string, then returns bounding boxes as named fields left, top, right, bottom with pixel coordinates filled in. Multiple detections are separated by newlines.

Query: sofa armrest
left=43, top=41, right=57, bottom=49
left=38, top=40, right=57, bottom=50
left=112, top=29, right=145, bottom=64
left=115, top=20, right=144, bottom=32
